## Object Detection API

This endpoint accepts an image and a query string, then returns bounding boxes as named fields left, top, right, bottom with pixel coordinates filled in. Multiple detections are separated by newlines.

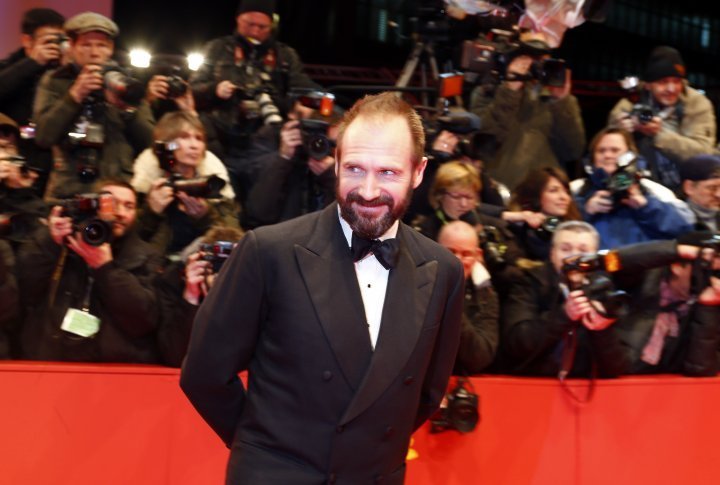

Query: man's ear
left=412, top=156, right=428, bottom=189
left=21, top=33, right=33, bottom=51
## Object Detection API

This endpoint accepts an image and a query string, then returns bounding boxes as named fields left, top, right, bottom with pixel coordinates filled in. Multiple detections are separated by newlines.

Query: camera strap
left=48, top=246, right=69, bottom=309
left=558, top=327, right=597, bottom=404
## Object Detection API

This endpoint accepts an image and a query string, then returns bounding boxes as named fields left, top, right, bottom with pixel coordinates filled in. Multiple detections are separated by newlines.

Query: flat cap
left=680, top=155, right=720, bottom=181
left=65, top=12, right=119, bottom=37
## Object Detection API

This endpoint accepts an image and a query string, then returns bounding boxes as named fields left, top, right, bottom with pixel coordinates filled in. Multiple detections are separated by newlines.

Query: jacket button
left=328, top=473, right=337, bottom=484
left=322, top=371, right=333, bottom=381
left=403, top=375, right=414, bottom=385
left=336, top=425, right=344, bottom=433
left=383, top=426, right=394, bottom=439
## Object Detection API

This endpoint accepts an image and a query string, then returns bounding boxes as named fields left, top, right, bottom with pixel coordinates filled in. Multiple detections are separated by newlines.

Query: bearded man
left=181, top=92, right=465, bottom=485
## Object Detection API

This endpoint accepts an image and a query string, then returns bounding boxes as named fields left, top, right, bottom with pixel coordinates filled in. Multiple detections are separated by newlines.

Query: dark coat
left=17, top=227, right=164, bottom=363
left=0, top=48, right=49, bottom=125
left=181, top=203, right=464, bottom=485
left=0, top=240, right=19, bottom=358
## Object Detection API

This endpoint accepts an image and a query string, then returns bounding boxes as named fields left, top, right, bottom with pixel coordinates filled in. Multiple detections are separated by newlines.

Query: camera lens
left=308, top=135, right=331, bottom=160
left=80, top=219, right=111, bottom=246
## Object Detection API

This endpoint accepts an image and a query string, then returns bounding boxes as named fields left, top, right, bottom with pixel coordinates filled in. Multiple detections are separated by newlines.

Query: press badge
left=61, top=308, right=100, bottom=338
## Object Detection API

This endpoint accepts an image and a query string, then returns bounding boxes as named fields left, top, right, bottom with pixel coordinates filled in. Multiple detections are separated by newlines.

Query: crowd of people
left=1, top=2, right=719, bottom=381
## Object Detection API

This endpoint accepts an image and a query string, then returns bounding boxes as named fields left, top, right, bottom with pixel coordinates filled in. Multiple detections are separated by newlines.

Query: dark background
left=113, top=0, right=720, bottom=140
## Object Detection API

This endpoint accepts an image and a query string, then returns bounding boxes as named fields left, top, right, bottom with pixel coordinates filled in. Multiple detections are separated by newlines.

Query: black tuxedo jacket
left=181, top=203, right=464, bottom=485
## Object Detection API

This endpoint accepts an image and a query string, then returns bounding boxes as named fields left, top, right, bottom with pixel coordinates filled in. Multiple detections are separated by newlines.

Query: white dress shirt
left=338, top=209, right=398, bottom=350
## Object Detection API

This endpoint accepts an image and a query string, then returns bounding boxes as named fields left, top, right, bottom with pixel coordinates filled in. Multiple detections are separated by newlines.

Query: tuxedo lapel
left=341, top=225, right=438, bottom=425
left=295, top=205, right=373, bottom=390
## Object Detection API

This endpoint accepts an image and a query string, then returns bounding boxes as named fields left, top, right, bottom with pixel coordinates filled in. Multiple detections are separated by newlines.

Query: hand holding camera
left=431, top=130, right=460, bottom=155
left=29, top=33, right=64, bottom=66
left=176, top=191, right=209, bottom=219
left=48, top=205, right=74, bottom=246
left=215, top=80, right=237, bottom=100
left=505, top=55, right=533, bottom=91
left=146, top=178, right=175, bottom=214
left=585, top=190, right=614, bottom=215
left=279, top=119, right=302, bottom=160
left=182, top=252, right=211, bottom=305
left=564, top=289, right=616, bottom=330
left=69, top=64, right=105, bottom=104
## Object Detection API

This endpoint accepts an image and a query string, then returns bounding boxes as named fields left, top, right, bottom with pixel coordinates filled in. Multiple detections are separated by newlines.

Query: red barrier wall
left=1, top=362, right=718, bottom=485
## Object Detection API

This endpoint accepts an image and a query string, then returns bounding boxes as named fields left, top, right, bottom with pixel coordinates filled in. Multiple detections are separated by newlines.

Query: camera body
left=152, top=140, right=226, bottom=199
left=60, top=193, right=115, bottom=246
left=478, top=225, right=508, bottom=270
left=102, top=63, right=145, bottom=108
left=165, top=74, right=188, bottom=99
left=533, top=216, right=561, bottom=242
left=298, top=119, right=334, bottom=160
left=605, top=151, right=643, bottom=205
left=561, top=253, right=629, bottom=318
left=630, top=103, right=656, bottom=125
left=430, top=378, right=480, bottom=434
left=200, top=241, right=236, bottom=273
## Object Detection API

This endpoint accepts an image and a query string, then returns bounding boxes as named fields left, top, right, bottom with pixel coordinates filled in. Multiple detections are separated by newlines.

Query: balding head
left=438, top=220, right=481, bottom=279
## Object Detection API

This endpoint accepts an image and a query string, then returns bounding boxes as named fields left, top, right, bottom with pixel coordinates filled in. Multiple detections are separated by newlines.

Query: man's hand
left=215, top=80, right=237, bottom=100
left=505, top=55, right=533, bottom=91
left=146, top=178, right=175, bottom=215
left=69, top=64, right=104, bottom=104
left=177, top=192, right=209, bottom=219
left=28, top=34, right=62, bottom=66
left=564, top=289, right=616, bottom=330
left=548, top=68, right=572, bottom=100
left=66, top=234, right=113, bottom=269
left=183, top=252, right=211, bottom=305
left=431, top=130, right=459, bottom=155
left=48, top=206, right=74, bottom=246
left=634, top=116, right=662, bottom=137
left=146, top=75, right=169, bottom=103
left=279, top=120, right=302, bottom=160
left=585, top=190, right=614, bottom=215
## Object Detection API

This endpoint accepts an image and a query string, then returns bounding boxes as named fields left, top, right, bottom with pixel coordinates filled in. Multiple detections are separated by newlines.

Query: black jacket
left=17, top=227, right=164, bottom=363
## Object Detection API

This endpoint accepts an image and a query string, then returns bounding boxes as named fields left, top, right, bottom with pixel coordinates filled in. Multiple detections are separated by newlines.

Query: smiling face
left=336, top=114, right=426, bottom=239
left=540, top=176, right=571, bottom=217
left=593, top=133, right=629, bottom=176
left=647, top=76, right=683, bottom=107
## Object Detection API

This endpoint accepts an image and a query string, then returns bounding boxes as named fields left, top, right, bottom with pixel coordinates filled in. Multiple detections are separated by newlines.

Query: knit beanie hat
left=236, top=0, right=276, bottom=19
left=643, top=46, right=686, bottom=82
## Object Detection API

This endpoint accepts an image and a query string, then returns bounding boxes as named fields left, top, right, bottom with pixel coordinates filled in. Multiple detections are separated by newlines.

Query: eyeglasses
left=443, top=191, right=477, bottom=202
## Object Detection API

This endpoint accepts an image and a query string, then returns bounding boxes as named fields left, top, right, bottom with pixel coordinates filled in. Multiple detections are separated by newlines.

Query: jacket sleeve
left=682, top=304, right=720, bottom=377
left=413, top=256, right=465, bottom=430
left=631, top=195, right=693, bottom=240
left=180, top=230, right=267, bottom=446
left=549, top=95, right=586, bottom=161
left=654, top=93, right=716, bottom=160
left=0, top=57, right=44, bottom=103
left=470, top=83, right=523, bottom=144
left=32, top=72, right=82, bottom=148
left=92, top=248, right=163, bottom=338
left=455, top=285, right=499, bottom=375
left=244, top=153, right=296, bottom=227
left=156, top=264, right=198, bottom=367
left=502, top=270, right=571, bottom=367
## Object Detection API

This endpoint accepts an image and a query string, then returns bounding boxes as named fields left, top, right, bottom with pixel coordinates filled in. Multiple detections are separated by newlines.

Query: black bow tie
left=351, top=232, right=400, bottom=270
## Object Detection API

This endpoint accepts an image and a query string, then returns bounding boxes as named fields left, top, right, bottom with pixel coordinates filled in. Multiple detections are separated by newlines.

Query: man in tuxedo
left=181, top=92, right=465, bottom=484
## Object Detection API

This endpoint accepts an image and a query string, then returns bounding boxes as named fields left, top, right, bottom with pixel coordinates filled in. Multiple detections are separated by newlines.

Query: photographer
left=571, top=128, right=694, bottom=249
left=609, top=46, right=716, bottom=194
left=438, top=221, right=499, bottom=375
left=507, top=166, right=582, bottom=263
left=469, top=33, right=585, bottom=191
left=189, top=0, right=320, bottom=203
left=32, top=12, right=155, bottom=200
left=16, top=179, right=164, bottom=363
left=0, top=8, right=66, bottom=127
left=679, top=155, right=720, bottom=232
left=0, top=114, right=48, bottom=249
left=613, top=234, right=720, bottom=376
left=243, top=100, right=338, bottom=228
left=500, top=221, right=630, bottom=377
left=155, top=225, right=243, bottom=367
left=132, top=111, right=238, bottom=256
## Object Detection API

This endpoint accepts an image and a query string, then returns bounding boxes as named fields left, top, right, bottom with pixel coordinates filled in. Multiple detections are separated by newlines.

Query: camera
left=165, top=74, right=188, bottom=99
left=200, top=241, right=236, bottom=273
left=102, top=63, right=145, bottom=108
left=426, top=111, right=489, bottom=160
left=534, top=216, right=561, bottom=242
left=630, top=103, right=656, bottom=125
left=561, top=253, right=629, bottom=318
left=605, top=151, right=643, bottom=205
left=59, top=193, right=116, bottom=246
left=298, top=119, right=334, bottom=160
left=690, top=233, right=720, bottom=295
left=45, top=33, right=69, bottom=68
left=430, top=378, right=480, bottom=434
left=529, top=58, right=567, bottom=88
left=237, top=90, right=283, bottom=127
left=152, top=140, right=227, bottom=199
left=478, top=225, right=507, bottom=270
left=1, top=154, right=43, bottom=177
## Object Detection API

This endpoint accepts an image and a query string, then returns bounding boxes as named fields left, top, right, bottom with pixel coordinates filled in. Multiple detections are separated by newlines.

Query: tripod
left=395, top=38, right=441, bottom=107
